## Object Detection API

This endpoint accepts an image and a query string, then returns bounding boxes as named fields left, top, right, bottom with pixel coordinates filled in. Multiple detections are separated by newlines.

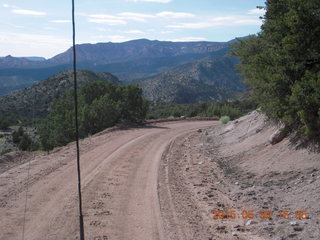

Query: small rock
left=269, top=128, right=287, bottom=145
left=246, top=220, right=257, bottom=226
left=293, top=226, right=303, bottom=232
left=205, top=131, right=208, bottom=136
left=217, top=225, right=226, bottom=230
left=290, top=221, right=299, bottom=226
left=287, top=233, right=297, bottom=238
left=198, top=162, right=203, bottom=165
left=197, top=129, right=202, bottom=133
left=231, top=232, right=238, bottom=236
left=308, top=179, right=315, bottom=184
left=235, top=182, right=239, bottom=185
left=217, top=202, right=225, bottom=207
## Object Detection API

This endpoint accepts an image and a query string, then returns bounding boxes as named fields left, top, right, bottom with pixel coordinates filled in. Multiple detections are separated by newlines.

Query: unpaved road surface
left=0, top=121, right=215, bottom=240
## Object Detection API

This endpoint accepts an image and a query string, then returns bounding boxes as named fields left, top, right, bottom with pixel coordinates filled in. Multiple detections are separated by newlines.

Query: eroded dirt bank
left=159, top=111, right=320, bottom=240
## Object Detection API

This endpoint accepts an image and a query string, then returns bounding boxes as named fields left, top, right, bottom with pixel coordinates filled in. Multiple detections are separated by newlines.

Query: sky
left=0, top=0, right=266, bottom=58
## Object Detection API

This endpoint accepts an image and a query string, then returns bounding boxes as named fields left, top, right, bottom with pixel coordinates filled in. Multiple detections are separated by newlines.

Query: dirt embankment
left=159, top=111, right=320, bottom=240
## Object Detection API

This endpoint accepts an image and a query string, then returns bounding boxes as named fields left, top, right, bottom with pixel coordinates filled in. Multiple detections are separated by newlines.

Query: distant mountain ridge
left=48, top=39, right=228, bottom=66
left=0, top=38, right=245, bottom=104
left=0, top=39, right=233, bottom=96
left=0, top=39, right=228, bottom=69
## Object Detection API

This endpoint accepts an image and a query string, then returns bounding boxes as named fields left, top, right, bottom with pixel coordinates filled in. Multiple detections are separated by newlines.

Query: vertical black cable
left=21, top=87, right=36, bottom=240
left=72, top=0, right=85, bottom=240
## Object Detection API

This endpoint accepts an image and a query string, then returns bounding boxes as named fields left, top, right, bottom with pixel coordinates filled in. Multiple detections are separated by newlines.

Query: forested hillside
left=0, top=70, right=120, bottom=122
left=136, top=56, right=244, bottom=103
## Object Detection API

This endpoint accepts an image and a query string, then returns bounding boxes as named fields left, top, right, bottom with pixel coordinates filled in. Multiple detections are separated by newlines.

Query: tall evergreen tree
left=232, top=0, right=320, bottom=137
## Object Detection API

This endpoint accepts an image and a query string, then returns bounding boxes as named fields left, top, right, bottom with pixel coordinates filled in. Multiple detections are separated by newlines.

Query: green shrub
left=11, top=126, right=33, bottom=151
left=38, top=81, right=149, bottom=151
left=220, top=116, right=230, bottom=124
left=0, top=119, right=10, bottom=130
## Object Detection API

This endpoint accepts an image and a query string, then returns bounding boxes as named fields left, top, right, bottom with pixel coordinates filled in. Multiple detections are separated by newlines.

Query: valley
left=0, top=39, right=244, bottom=102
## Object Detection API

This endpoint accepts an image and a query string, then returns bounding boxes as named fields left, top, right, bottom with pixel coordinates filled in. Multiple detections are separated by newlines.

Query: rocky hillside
left=136, top=56, right=244, bottom=103
left=0, top=70, right=120, bottom=118
left=0, top=39, right=231, bottom=96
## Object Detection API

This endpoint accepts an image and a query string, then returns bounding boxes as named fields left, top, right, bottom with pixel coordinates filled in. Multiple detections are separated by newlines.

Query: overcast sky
left=0, top=0, right=266, bottom=58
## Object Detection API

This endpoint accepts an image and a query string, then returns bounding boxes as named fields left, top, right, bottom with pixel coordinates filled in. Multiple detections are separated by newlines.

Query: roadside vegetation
left=232, top=0, right=320, bottom=138
left=37, top=81, right=149, bottom=151
left=220, top=116, right=230, bottom=124
left=147, top=98, right=257, bottom=120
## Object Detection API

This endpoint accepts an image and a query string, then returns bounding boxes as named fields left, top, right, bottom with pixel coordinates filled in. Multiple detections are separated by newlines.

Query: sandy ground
left=203, top=111, right=320, bottom=240
left=158, top=111, right=320, bottom=240
left=0, top=121, right=215, bottom=240
left=1, top=113, right=319, bottom=240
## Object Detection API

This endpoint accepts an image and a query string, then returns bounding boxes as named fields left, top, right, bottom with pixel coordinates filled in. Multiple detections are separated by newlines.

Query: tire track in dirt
left=0, top=121, right=215, bottom=240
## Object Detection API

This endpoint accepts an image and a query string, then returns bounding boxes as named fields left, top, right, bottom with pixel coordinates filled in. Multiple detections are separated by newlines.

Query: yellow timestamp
left=211, top=210, right=309, bottom=220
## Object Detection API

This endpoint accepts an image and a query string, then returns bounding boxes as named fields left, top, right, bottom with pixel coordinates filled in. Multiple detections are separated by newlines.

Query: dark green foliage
left=38, top=81, right=149, bottom=151
left=0, top=119, right=9, bottom=130
left=12, top=126, right=33, bottom=151
left=0, top=70, right=121, bottom=120
left=232, top=0, right=320, bottom=138
left=147, top=98, right=257, bottom=120
left=0, top=113, right=20, bottom=129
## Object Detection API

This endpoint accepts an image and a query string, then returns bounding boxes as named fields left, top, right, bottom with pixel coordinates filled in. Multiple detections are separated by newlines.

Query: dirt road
left=0, top=121, right=215, bottom=240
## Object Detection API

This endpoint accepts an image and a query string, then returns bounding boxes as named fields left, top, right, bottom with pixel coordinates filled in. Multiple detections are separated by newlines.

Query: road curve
left=0, top=121, right=215, bottom=240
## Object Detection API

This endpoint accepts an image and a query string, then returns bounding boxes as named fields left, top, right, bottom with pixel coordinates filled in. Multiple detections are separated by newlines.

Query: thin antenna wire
left=21, top=153, right=31, bottom=240
left=72, top=0, right=85, bottom=239
left=21, top=88, right=36, bottom=240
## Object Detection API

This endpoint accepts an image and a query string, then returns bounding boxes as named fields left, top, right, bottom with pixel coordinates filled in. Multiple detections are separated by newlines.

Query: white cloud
left=126, top=0, right=172, bottom=3
left=118, top=12, right=155, bottom=22
left=122, top=30, right=144, bottom=34
left=156, top=11, right=195, bottom=19
left=50, top=20, right=71, bottom=23
left=85, top=12, right=155, bottom=25
left=0, top=32, right=70, bottom=45
left=0, top=32, right=71, bottom=58
left=96, top=27, right=108, bottom=32
left=12, top=9, right=47, bottom=16
left=167, top=22, right=211, bottom=29
left=235, top=19, right=262, bottom=25
left=167, top=16, right=262, bottom=29
left=159, top=30, right=174, bottom=34
left=248, top=8, right=266, bottom=15
left=86, top=14, right=127, bottom=25
left=170, top=37, right=207, bottom=42
left=91, top=35, right=131, bottom=43
left=88, top=18, right=127, bottom=25
left=2, top=4, right=9, bottom=8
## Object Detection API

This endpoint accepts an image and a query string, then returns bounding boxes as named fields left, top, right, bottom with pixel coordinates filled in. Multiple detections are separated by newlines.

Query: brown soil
left=0, top=121, right=215, bottom=240
left=158, top=111, right=320, bottom=240
left=1, top=113, right=319, bottom=240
